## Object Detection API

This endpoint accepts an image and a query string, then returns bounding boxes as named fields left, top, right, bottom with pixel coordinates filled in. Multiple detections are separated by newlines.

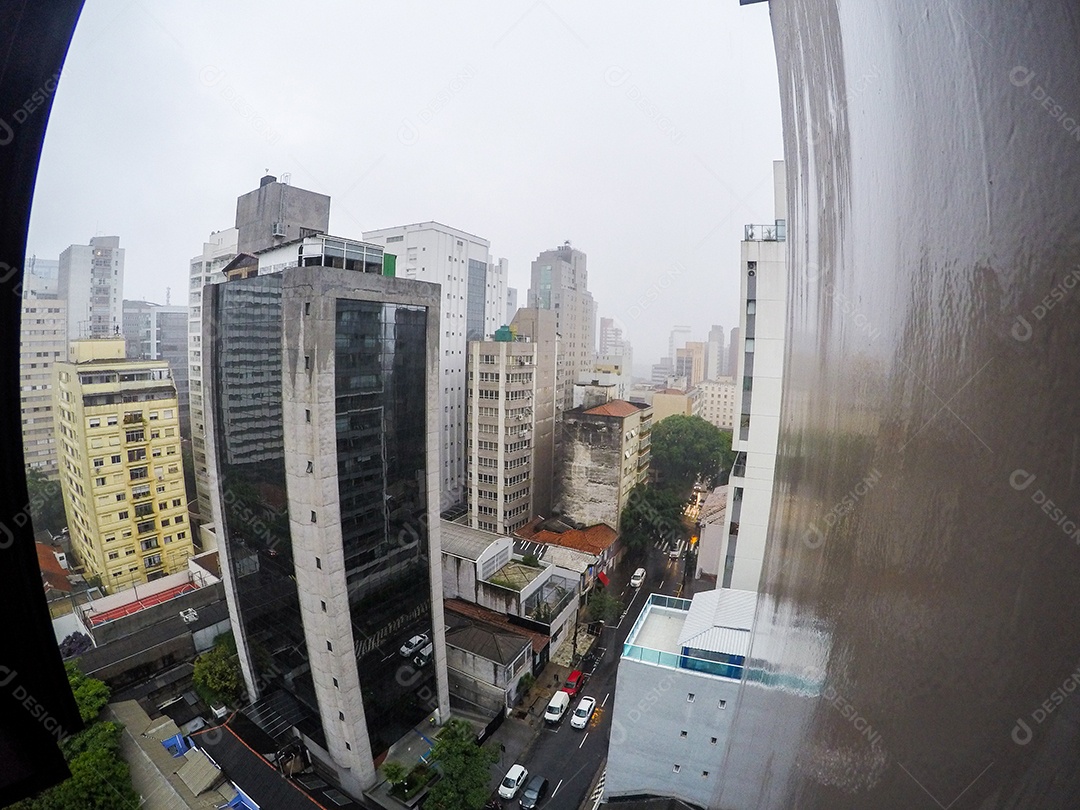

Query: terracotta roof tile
left=582, top=399, right=645, bottom=418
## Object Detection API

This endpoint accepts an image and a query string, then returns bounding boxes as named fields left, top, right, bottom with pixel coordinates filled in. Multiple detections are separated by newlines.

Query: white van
left=544, top=690, right=570, bottom=724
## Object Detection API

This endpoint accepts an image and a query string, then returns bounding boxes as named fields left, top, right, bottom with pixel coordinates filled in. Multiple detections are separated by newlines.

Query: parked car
left=630, top=568, right=646, bottom=588
left=520, top=776, right=549, bottom=809
left=413, top=642, right=433, bottom=668
left=562, top=670, right=585, bottom=697
left=498, top=764, right=529, bottom=799
left=570, top=696, right=596, bottom=729
left=399, top=633, right=429, bottom=657
left=544, top=690, right=570, bottom=724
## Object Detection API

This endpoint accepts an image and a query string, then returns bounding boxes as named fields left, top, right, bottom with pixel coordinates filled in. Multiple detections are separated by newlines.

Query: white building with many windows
left=697, top=377, right=737, bottom=430
left=720, top=161, right=787, bottom=591
left=365, top=223, right=508, bottom=511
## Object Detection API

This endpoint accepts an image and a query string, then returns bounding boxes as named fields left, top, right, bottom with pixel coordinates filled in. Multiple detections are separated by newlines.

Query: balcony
left=744, top=221, right=786, bottom=242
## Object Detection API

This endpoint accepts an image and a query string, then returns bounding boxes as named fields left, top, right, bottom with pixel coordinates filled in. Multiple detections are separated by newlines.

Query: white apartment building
left=720, top=160, right=787, bottom=591
left=697, top=377, right=737, bottom=430
left=364, top=222, right=508, bottom=511
left=59, top=236, right=124, bottom=341
left=20, top=257, right=65, bottom=477
left=188, top=227, right=238, bottom=524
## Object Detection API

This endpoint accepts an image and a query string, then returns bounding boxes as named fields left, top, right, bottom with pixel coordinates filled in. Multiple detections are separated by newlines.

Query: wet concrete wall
left=714, top=2, right=1080, bottom=807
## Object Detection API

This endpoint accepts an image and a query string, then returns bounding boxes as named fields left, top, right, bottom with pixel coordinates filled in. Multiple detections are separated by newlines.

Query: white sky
left=27, top=0, right=782, bottom=366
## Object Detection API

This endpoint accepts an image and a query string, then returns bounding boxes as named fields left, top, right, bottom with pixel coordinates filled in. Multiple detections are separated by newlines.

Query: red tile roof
left=515, top=519, right=618, bottom=555
left=35, top=542, right=71, bottom=594
left=582, top=400, right=644, bottom=418
left=443, top=599, right=549, bottom=653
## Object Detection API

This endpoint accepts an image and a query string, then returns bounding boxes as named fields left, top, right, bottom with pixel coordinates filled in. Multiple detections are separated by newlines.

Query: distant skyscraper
left=59, top=235, right=124, bottom=341
left=668, top=325, right=692, bottom=364
left=20, top=257, right=65, bottom=477
left=189, top=227, right=240, bottom=525
left=527, top=242, right=597, bottom=413
left=506, top=286, right=518, bottom=324
left=651, top=357, right=673, bottom=387
left=675, top=341, right=707, bottom=386
left=706, top=323, right=726, bottom=379
left=364, top=222, right=508, bottom=511
left=123, top=301, right=189, bottom=435
left=204, top=242, right=449, bottom=798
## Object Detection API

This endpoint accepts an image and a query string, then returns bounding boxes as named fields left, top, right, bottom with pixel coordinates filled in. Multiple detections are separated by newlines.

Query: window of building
left=326, top=641, right=333, bottom=652
left=687, top=693, right=695, bottom=703
left=93, top=458, right=104, bottom=468
left=111, top=454, right=121, bottom=464
left=673, top=765, right=681, bottom=773
left=311, top=511, right=317, bottom=523
left=680, top=730, right=687, bottom=738
left=702, top=771, right=710, bottom=778
left=117, top=510, right=129, bottom=520
left=718, top=699, right=727, bottom=709
left=316, top=557, right=322, bottom=569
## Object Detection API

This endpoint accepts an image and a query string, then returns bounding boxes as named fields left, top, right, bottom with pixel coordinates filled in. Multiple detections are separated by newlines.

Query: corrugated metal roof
left=677, top=589, right=757, bottom=655
left=440, top=520, right=504, bottom=561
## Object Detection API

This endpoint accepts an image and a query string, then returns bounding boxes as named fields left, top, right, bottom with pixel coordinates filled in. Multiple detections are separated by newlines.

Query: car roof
left=567, top=670, right=582, bottom=679
left=526, top=775, right=547, bottom=788
left=507, top=764, right=526, bottom=776
left=633, top=567, right=645, bottom=575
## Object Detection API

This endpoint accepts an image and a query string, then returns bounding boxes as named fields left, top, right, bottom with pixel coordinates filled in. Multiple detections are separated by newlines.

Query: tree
left=10, top=667, right=137, bottom=810
left=193, top=633, right=242, bottom=705
left=424, top=719, right=497, bottom=810
left=619, top=485, right=685, bottom=553
left=587, top=590, right=623, bottom=625
left=26, top=466, right=66, bottom=535
left=649, top=415, right=734, bottom=495
left=381, top=761, right=408, bottom=788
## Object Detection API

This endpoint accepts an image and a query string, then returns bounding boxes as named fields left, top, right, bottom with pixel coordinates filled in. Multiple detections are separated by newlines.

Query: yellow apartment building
left=55, top=338, right=193, bottom=592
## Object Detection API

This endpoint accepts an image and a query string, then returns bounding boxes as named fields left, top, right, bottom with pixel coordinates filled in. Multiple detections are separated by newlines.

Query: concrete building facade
left=605, top=589, right=756, bottom=807
left=706, top=324, right=726, bottom=379
left=364, top=222, right=508, bottom=511
left=123, top=301, right=189, bottom=436
left=527, top=242, right=597, bottom=414
left=675, top=341, right=707, bottom=386
left=651, top=388, right=703, bottom=424
left=720, top=160, right=787, bottom=591
left=21, top=257, right=66, bottom=477
left=55, top=338, right=194, bottom=593
left=555, top=400, right=652, bottom=531
left=59, top=235, right=124, bottom=341
left=697, top=377, right=737, bottom=431
left=204, top=249, right=449, bottom=799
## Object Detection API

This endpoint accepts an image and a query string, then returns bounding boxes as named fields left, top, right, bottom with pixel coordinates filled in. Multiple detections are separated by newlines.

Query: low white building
left=605, top=589, right=757, bottom=807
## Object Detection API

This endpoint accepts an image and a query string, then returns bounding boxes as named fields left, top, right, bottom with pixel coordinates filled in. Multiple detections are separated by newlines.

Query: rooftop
left=445, top=612, right=531, bottom=666
left=441, top=519, right=505, bottom=561
left=35, top=542, right=71, bottom=594
left=698, top=486, right=729, bottom=527
left=444, top=599, right=548, bottom=654
left=515, top=518, right=617, bottom=556
left=487, top=560, right=545, bottom=591
left=581, top=399, right=649, bottom=418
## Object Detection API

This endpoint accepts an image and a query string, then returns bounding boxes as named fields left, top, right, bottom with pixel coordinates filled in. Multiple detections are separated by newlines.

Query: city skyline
left=24, top=1, right=781, bottom=364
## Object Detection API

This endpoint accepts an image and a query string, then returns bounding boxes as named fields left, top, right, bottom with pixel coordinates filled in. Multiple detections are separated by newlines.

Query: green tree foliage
left=619, top=485, right=685, bottom=553
left=381, top=761, right=408, bottom=787
left=10, top=667, right=137, bottom=810
left=26, top=467, right=66, bottom=535
left=193, top=633, right=242, bottom=705
left=66, top=662, right=110, bottom=724
left=587, top=590, right=623, bottom=625
left=424, top=719, right=498, bottom=810
left=649, top=415, right=734, bottom=495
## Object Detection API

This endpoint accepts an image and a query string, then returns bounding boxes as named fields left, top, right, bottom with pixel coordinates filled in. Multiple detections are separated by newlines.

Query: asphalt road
left=500, top=542, right=688, bottom=810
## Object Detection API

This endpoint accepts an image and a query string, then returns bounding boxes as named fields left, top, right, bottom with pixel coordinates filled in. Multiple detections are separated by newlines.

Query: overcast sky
left=27, top=1, right=782, bottom=367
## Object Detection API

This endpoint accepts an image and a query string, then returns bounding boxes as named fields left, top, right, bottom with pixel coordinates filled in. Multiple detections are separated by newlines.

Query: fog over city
left=26, top=0, right=781, bottom=364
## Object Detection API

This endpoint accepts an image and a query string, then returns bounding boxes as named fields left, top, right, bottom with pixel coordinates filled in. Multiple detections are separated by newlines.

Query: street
left=499, top=541, right=690, bottom=810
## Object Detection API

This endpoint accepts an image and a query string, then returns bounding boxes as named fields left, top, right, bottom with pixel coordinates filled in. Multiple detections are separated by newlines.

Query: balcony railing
left=744, top=221, right=786, bottom=242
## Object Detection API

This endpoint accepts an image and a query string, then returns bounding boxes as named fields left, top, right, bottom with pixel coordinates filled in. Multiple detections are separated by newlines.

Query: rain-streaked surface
left=712, top=2, right=1080, bottom=807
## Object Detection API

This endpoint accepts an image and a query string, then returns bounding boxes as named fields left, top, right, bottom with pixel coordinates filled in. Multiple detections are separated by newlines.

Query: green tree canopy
left=27, top=467, right=66, bottom=535
left=424, top=719, right=497, bottom=810
left=620, top=485, right=685, bottom=553
left=193, top=633, right=243, bottom=705
left=587, top=590, right=623, bottom=625
left=66, top=661, right=110, bottom=724
left=649, top=415, right=734, bottom=495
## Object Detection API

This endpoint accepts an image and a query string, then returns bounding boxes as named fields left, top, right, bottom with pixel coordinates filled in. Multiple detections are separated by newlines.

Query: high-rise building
left=54, top=338, right=194, bottom=593
left=509, top=308, right=559, bottom=518
left=675, top=341, right=707, bottom=386
left=364, top=222, right=508, bottom=511
left=204, top=241, right=449, bottom=798
left=20, top=257, right=65, bottom=477
left=556, top=400, right=652, bottom=530
left=123, top=301, right=189, bottom=435
left=706, top=324, right=726, bottom=379
left=465, top=314, right=556, bottom=535
left=668, top=325, right=692, bottom=365
left=506, top=286, right=518, bottom=324
left=651, top=357, right=674, bottom=387
left=527, top=242, right=597, bottom=414
left=697, top=377, right=737, bottom=430
left=59, top=235, right=124, bottom=341
left=604, top=588, right=756, bottom=806
left=720, top=160, right=787, bottom=591
left=188, top=227, right=239, bottom=524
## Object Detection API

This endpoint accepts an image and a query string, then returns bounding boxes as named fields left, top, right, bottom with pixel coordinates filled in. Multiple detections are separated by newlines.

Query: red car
left=562, top=670, right=585, bottom=697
